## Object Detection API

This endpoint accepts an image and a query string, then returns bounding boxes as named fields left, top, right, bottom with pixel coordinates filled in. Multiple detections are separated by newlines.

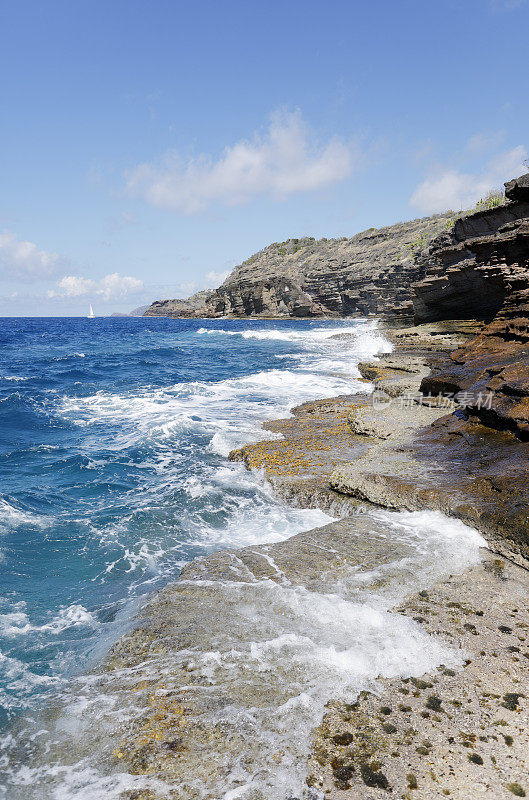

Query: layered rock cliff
left=144, top=212, right=458, bottom=320
left=144, top=172, right=529, bottom=439
left=413, top=173, right=529, bottom=440
left=413, top=181, right=529, bottom=324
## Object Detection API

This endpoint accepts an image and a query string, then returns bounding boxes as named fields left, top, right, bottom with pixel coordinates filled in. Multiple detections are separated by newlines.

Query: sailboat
left=88, top=304, right=95, bottom=319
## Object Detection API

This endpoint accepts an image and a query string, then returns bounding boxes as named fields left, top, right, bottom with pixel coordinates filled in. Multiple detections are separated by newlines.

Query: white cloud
left=48, top=272, right=144, bottom=300
left=204, top=269, right=230, bottom=288
left=126, top=110, right=354, bottom=214
left=0, top=230, right=61, bottom=280
left=96, top=273, right=143, bottom=300
left=49, top=276, right=94, bottom=297
left=410, top=144, right=528, bottom=214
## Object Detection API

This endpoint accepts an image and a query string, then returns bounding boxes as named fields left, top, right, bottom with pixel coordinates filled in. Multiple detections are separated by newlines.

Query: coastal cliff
left=56, top=175, right=529, bottom=799
left=143, top=212, right=458, bottom=320
left=145, top=175, right=529, bottom=330
left=413, top=175, right=529, bottom=325
left=411, top=174, right=529, bottom=440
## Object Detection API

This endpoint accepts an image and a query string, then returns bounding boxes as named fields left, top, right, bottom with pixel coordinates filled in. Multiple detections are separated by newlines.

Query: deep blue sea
left=0, top=317, right=487, bottom=800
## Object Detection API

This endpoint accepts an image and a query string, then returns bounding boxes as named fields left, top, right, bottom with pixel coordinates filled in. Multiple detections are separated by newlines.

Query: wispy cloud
left=490, top=0, right=528, bottom=10
left=48, top=273, right=144, bottom=300
left=0, top=230, right=62, bottom=280
left=410, top=144, right=527, bottom=214
left=204, top=269, right=230, bottom=288
left=464, top=131, right=505, bottom=155
left=126, top=109, right=354, bottom=214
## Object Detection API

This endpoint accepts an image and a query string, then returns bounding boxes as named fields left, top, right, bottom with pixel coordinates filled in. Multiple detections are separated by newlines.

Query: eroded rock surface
left=309, top=553, right=529, bottom=800
left=410, top=173, right=529, bottom=438
left=328, top=323, right=529, bottom=564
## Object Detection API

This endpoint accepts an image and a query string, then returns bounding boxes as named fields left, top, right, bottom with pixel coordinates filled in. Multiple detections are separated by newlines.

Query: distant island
left=110, top=304, right=150, bottom=317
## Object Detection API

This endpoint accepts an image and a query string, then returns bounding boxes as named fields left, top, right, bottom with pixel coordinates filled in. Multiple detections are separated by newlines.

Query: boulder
left=505, top=172, right=529, bottom=202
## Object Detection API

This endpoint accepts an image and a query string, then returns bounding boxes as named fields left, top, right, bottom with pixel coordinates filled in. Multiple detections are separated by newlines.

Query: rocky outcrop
left=142, top=290, right=216, bottom=318
left=412, top=200, right=529, bottom=324
left=144, top=213, right=458, bottom=319
left=411, top=173, right=529, bottom=439
left=310, top=554, right=529, bottom=800
left=318, top=322, right=529, bottom=564
left=505, top=172, right=529, bottom=201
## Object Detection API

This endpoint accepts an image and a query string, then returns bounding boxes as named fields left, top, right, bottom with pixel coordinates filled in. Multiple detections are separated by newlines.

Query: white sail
left=88, top=304, right=95, bottom=318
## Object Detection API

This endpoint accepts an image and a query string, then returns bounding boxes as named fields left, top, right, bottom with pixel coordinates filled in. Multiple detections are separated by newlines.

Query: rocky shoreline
left=238, top=320, right=529, bottom=799
left=309, top=552, right=529, bottom=799
left=95, top=174, right=529, bottom=798
left=91, top=315, right=527, bottom=800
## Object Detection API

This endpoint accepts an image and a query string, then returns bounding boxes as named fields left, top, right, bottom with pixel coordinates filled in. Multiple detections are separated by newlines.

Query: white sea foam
left=0, top=498, right=50, bottom=536
left=197, top=324, right=361, bottom=341
left=0, top=650, right=61, bottom=717
left=196, top=322, right=393, bottom=377
left=57, top=321, right=387, bottom=457
left=90, top=460, right=335, bottom=580
left=2, top=320, right=487, bottom=799
left=0, top=605, right=31, bottom=637
left=0, top=510, right=485, bottom=800
left=0, top=602, right=97, bottom=638
left=41, top=605, right=97, bottom=634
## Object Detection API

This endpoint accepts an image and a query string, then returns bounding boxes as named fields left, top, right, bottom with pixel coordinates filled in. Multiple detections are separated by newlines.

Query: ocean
left=0, top=316, right=485, bottom=799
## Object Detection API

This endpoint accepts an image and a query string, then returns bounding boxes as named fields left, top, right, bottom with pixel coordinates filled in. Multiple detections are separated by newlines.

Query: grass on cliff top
left=464, top=189, right=507, bottom=215
left=239, top=194, right=506, bottom=269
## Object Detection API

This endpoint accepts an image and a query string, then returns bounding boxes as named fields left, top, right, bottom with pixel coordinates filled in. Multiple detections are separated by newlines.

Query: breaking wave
left=0, top=316, right=485, bottom=799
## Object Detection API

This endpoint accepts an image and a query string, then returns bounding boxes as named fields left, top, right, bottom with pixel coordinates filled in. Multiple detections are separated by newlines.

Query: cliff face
left=414, top=173, right=529, bottom=440
left=143, top=173, right=529, bottom=437
left=143, top=290, right=216, bottom=318
left=413, top=196, right=529, bottom=324
left=143, top=212, right=457, bottom=319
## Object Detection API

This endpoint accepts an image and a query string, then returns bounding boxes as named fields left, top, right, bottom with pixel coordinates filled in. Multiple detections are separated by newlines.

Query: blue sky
left=1, top=0, right=528, bottom=316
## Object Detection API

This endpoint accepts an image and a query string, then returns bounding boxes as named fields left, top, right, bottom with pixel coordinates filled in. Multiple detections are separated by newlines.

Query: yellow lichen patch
left=114, top=687, right=190, bottom=772
left=236, top=413, right=361, bottom=478
left=131, top=692, right=188, bottom=749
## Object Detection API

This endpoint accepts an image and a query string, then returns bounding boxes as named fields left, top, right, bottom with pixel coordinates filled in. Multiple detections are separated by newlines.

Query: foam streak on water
left=0, top=317, right=485, bottom=799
